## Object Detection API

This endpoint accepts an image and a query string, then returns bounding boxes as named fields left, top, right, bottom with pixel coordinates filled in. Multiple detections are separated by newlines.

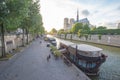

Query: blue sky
left=41, top=0, right=120, bottom=31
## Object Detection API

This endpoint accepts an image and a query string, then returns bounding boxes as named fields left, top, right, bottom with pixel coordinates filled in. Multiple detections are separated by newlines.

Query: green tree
left=91, top=27, right=96, bottom=31
left=4, top=0, right=31, bottom=46
left=5, top=0, right=31, bottom=32
left=84, top=34, right=88, bottom=40
left=57, top=29, right=64, bottom=34
left=57, top=29, right=64, bottom=38
left=0, top=0, right=44, bottom=57
left=0, top=0, right=10, bottom=57
left=71, top=23, right=83, bottom=34
left=78, top=29, right=83, bottom=38
left=98, top=34, right=102, bottom=40
left=83, top=24, right=90, bottom=31
left=50, top=28, right=57, bottom=35
left=20, top=0, right=44, bottom=45
left=96, top=26, right=107, bottom=30
left=64, top=32, right=67, bottom=39
left=70, top=34, right=72, bottom=41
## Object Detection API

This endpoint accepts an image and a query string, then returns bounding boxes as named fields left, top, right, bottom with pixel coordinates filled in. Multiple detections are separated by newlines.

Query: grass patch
left=54, top=50, right=61, bottom=56
left=0, top=54, right=13, bottom=61
left=0, top=47, right=23, bottom=61
left=14, top=48, right=22, bottom=53
left=50, top=45, right=61, bottom=57
left=0, top=42, right=31, bottom=61
left=50, top=45, right=57, bottom=51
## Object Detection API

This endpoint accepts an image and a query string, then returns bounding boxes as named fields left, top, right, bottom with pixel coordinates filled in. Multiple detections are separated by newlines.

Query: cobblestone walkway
left=0, top=39, right=90, bottom=80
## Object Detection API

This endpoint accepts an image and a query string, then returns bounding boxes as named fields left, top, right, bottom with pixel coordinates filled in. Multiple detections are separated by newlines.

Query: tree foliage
left=0, top=0, right=9, bottom=20
left=96, top=26, right=107, bottom=30
left=57, top=29, right=64, bottom=34
left=89, top=29, right=120, bottom=35
left=50, top=28, right=57, bottom=35
left=0, top=0, right=44, bottom=57
left=0, top=0, right=44, bottom=34
left=71, top=23, right=83, bottom=34
left=83, top=24, right=90, bottom=31
left=78, top=29, right=83, bottom=38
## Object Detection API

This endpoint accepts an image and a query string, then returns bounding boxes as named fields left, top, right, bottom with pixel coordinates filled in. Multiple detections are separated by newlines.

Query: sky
left=40, top=0, right=120, bottom=31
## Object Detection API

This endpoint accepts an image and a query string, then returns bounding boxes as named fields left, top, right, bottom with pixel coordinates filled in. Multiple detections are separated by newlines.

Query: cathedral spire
left=77, top=9, right=79, bottom=22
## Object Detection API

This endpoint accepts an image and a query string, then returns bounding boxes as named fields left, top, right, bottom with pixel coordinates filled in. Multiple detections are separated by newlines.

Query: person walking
left=47, top=54, right=51, bottom=62
left=40, top=41, right=42, bottom=44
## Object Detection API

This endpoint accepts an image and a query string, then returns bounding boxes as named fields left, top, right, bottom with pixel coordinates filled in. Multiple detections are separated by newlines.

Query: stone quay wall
left=0, top=34, right=33, bottom=57
left=58, top=34, right=120, bottom=47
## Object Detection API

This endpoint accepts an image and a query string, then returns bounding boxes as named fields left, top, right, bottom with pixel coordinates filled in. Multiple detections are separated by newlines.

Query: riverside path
left=0, top=39, right=90, bottom=80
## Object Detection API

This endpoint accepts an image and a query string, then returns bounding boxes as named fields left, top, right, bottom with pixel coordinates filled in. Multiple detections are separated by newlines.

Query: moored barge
left=59, top=40, right=107, bottom=75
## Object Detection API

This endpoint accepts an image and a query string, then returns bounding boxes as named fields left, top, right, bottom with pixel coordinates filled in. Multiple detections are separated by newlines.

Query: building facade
left=64, top=10, right=90, bottom=31
left=78, top=18, right=89, bottom=25
left=64, top=18, right=69, bottom=30
left=64, top=18, right=75, bottom=31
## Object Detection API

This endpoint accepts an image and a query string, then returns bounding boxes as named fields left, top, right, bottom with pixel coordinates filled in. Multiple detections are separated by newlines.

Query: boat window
left=82, top=61, right=87, bottom=68
left=78, top=60, right=82, bottom=65
left=87, top=63, right=96, bottom=68
left=78, top=60, right=86, bottom=68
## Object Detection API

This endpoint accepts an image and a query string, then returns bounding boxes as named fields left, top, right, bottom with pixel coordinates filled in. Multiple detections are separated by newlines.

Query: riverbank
left=56, top=34, right=120, bottom=48
left=72, top=39, right=120, bottom=48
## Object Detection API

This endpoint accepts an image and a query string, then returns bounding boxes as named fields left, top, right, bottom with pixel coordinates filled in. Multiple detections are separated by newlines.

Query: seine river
left=56, top=38, right=120, bottom=80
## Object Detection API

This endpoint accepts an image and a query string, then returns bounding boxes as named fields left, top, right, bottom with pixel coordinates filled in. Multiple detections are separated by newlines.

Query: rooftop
left=71, top=44, right=103, bottom=52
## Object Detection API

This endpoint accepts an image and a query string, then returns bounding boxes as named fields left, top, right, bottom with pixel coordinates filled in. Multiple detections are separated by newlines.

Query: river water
left=55, top=38, right=120, bottom=80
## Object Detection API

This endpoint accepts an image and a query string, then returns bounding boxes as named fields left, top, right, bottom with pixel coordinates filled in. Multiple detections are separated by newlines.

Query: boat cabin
left=59, top=40, right=107, bottom=75
left=69, top=44, right=103, bottom=57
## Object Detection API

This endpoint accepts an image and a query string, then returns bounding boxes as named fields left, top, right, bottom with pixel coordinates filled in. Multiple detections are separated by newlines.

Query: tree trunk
left=1, top=23, right=6, bottom=57
left=26, top=28, right=29, bottom=44
left=22, top=28, right=25, bottom=46
left=70, top=34, right=72, bottom=41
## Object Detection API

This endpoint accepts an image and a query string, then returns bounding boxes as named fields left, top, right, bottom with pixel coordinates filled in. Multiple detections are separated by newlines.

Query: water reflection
left=55, top=38, right=120, bottom=80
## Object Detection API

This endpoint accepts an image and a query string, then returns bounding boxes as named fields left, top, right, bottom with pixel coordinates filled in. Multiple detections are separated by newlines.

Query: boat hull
left=60, top=42, right=107, bottom=75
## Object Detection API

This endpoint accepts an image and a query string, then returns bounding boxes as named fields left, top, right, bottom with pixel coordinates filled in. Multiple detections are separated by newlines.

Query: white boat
left=59, top=40, right=107, bottom=75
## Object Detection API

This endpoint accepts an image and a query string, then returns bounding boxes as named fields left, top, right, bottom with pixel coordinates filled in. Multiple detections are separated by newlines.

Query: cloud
left=117, top=6, right=120, bottom=11
left=41, top=0, right=120, bottom=31
left=93, top=10, right=99, bottom=14
left=106, top=22, right=116, bottom=26
left=99, top=22, right=117, bottom=28
left=116, top=20, right=120, bottom=23
left=81, top=9, right=90, bottom=16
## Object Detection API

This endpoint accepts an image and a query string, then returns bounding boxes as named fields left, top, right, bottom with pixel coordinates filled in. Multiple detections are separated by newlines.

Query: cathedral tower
left=64, top=18, right=69, bottom=30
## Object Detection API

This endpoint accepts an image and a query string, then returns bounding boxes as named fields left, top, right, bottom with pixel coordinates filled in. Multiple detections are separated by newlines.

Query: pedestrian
left=48, top=54, right=51, bottom=59
left=47, top=54, right=51, bottom=62
left=40, top=41, right=42, bottom=44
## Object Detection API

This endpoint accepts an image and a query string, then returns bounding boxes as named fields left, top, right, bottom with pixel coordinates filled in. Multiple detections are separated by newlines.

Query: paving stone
left=0, top=39, right=90, bottom=80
